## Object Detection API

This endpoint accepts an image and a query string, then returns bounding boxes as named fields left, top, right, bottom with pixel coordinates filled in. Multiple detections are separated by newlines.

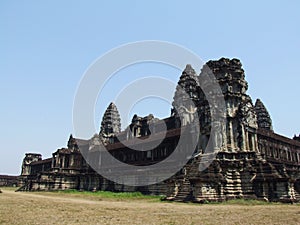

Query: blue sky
left=1, top=1, right=299, bottom=175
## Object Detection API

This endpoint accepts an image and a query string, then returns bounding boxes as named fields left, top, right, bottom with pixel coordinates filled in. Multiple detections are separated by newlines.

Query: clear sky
left=1, top=1, right=299, bottom=175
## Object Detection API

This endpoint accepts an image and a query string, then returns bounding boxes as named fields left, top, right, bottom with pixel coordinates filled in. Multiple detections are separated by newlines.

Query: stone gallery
left=19, top=58, right=300, bottom=202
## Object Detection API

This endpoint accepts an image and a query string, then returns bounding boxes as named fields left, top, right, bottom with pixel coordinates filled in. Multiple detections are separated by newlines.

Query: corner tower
left=171, top=64, right=200, bottom=126
left=200, top=58, right=258, bottom=152
left=255, top=99, right=273, bottom=131
left=99, top=102, right=121, bottom=144
left=21, top=153, right=42, bottom=176
left=172, top=64, right=199, bottom=110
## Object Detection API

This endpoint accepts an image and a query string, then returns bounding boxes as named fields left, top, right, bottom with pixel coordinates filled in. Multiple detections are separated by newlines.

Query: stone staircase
left=224, top=169, right=242, bottom=199
left=173, top=178, right=193, bottom=202
left=16, top=182, right=31, bottom=192
left=294, top=189, right=300, bottom=202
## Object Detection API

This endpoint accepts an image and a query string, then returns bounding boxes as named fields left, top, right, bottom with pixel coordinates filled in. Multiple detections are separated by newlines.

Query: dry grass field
left=0, top=188, right=299, bottom=225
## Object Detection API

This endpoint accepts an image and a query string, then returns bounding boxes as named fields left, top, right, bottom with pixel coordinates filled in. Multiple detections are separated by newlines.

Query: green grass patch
left=53, top=189, right=163, bottom=201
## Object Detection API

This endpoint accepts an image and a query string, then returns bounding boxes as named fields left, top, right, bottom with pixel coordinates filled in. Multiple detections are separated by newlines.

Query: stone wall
left=18, top=58, right=300, bottom=202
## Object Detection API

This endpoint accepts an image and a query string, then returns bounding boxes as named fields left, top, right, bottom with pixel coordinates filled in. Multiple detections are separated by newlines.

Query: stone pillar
left=56, top=155, right=60, bottom=167
left=253, top=133, right=258, bottom=152
left=62, top=156, right=65, bottom=168
left=228, top=120, right=235, bottom=151
left=251, top=135, right=255, bottom=151
left=221, top=121, right=227, bottom=152
left=245, top=131, right=250, bottom=151
left=51, top=157, right=55, bottom=168
left=241, top=125, right=246, bottom=151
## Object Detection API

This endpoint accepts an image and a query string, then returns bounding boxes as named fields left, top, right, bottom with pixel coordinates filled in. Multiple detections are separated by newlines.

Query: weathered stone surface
left=293, top=134, right=300, bottom=142
left=255, top=99, right=273, bottom=131
left=0, top=175, right=19, bottom=187
left=67, top=134, right=79, bottom=151
left=99, top=102, right=121, bottom=144
left=18, top=58, right=300, bottom=203
left=172, top=64, right=199, bottom=112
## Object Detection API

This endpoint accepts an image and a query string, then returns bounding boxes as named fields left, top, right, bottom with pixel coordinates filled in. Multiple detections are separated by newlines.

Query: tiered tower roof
left=100, top=102, right=121, bottom=136
left=172, top=64, right=200, bottom=114
left=255, top=99, right=273, bottom=131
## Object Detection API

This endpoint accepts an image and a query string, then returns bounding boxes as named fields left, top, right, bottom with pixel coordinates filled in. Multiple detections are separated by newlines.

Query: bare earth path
left=0, top=190, right=300, bottom=225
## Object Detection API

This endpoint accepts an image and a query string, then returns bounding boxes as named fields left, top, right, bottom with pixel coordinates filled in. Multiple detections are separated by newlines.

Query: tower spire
left=255, top=98, right=273, bottom=131
left=100, top=102, right=121, bottom=144
left=172, top=64, right=199, bottom=116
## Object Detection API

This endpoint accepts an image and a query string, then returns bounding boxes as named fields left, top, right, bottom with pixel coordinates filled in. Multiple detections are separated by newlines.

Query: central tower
left=198, top=58, right=258, bottom=153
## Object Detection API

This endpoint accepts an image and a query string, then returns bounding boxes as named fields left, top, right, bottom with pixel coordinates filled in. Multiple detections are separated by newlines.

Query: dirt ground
left=0, top=189, right=299, bottom=225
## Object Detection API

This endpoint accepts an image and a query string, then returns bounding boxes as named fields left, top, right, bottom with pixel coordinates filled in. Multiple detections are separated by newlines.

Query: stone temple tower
left=255, top=99, right=273, bottom=131
left=21, top=153, right=42, bottom=176
left=200, top=58, right=258, bottom=152
left=172, top=64, right=200, bottom=126
left=99, top=102, right=121, bottom=144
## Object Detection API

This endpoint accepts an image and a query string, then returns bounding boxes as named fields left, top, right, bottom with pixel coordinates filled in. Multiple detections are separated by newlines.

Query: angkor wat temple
left=19, top=58, right=300, bottom=202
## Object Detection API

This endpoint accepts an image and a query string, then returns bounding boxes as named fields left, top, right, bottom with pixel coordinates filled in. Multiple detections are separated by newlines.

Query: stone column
left=253, top=133, right=258, bottom=152
left=228, top=120, right=235, bottom=151
left=56, top=155, right=60, bottom=167
left=51, top=157, right=55, bottom=168
left=245, top=131, right=250, bottom=151
left=241, top=125, right=246, bottom=151
left=251, top=135, right=255, bottom=151
left=70, top=155, right=74, bottom=167
left=62, top=155, right=65, bottom=168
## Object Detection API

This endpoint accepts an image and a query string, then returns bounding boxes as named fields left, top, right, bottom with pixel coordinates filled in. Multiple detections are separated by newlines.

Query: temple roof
left=172, top=64, right=200, bottom=113
left=255, top=99, right=273, bottom=131
left=30, top=157, right=52, bottom=165
left=100, top=102, right=121, bottom=136
left=178, top=64, right=199, bottom=87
